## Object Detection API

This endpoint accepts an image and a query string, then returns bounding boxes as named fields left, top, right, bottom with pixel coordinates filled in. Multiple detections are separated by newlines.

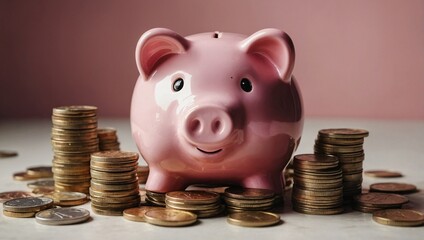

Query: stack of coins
left=90, top=151, right=141, bottom=216
left=145, top=191, right=166, bottom=206
left=353, top=192, right=409, bottom=213
left=292, top=154, right=344, bottom=215
left=314, top=128, right=369, bottom=202
left=224, top=187, right=276, bottom=213
left=97, top=128, right=120, bottom=151
left=165, top=190, right=223, bottom=218
left=2, top=197, right=54, bottom=218
left=51, top=106, right=99, bottom=194
left=137, top=166, right=149, bottom=184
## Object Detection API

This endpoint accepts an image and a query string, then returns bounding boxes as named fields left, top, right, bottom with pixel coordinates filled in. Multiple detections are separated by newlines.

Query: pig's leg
left=242, top=173, right=283, bottom=194
left=145, top=170, right=187, bottom=193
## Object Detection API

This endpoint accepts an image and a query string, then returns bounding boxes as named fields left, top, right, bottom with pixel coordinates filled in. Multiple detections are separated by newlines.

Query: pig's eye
left=240, top=78, right=252, bottom=92
left=173, top=78, right=184, bottom=92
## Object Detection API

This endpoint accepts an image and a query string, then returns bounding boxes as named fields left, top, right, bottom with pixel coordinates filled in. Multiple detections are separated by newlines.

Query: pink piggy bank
left=131, top=28, right=303, bottom=194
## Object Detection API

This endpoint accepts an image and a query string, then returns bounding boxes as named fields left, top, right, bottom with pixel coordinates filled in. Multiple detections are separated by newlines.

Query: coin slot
left=213, top=32, right=222, bottom=39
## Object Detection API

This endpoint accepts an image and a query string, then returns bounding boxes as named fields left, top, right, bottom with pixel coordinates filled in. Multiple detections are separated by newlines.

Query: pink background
left=1, top=0, right=423, bottom=119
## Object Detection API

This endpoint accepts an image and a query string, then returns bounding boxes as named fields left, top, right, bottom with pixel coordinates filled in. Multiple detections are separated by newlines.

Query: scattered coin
left=13, top=172, right=39, bottom=181
left=370, top=183, right=417, bottom=194
left=144, top=208, right=197, bottom=227
left=3, top=197, right=54, bottom=213
left=27, top=179, right=55, bottom=190
left=372, top=209, right=424, bottom=227
left=26, top=166, right=53, bottom=178
left=364, top=170, right=403, bottom=178
left=123, top=206, right=162, bottom=222
left=227, top=211, right=280, bottom=227
left=35, top=208, right=90, bottom=225
left=3, top=209, right=36, bottom=218
left=0, top=150, right=18, bottom=158
left=353, top=192, right=409, bottom=213
left=0, top=191, right=33, bottom=203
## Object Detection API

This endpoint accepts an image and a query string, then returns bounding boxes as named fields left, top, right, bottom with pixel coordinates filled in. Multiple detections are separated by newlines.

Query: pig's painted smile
left=196, top=147, right=222, bottom=155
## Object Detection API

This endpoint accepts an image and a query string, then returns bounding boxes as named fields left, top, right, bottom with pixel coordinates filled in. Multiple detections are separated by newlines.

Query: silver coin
left=27, top=179, right=55, bottom=189
left=3, top=197, right=54, bottom=212
left=35, top=208, right=90, bottom=225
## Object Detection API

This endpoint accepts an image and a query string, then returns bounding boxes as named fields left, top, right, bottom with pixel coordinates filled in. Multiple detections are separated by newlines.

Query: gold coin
left=0, top=150, right=18, bottom=158
left=318, top=128, right=369, bottom=139
left=372, top=209, right=424, bottom=227
left=317, top=137, right=364, bottom=145
left=13, top=172, right=40, bottom=181
left=166, top=190, right=220, bottom=204
left=165, top=199, right=221, bottom=211
left=227, top=211, right=280, bottom=227
left=3, top=209, right=36, bottom=218
left=26, top=166, right=53, bottom=178
left=123, top=206, right=163, bottom=222
left=91, top=206, right=123, bottom=216
left=369, top=182, right=417, bottom=194
left=144, top=208, right=197, bottom=227
left=224, top=187, right=275, bottom=200
left=293, top=205, right=344, bottom=215
left=364, top=170, right=403, bottom=178
left=354, top=192, right=409, bottom=207
left=52, top=191, right=88, bottom=206
left=90, top=151, right=138, bottom=162
left=0, top=191, right=33, bottom=203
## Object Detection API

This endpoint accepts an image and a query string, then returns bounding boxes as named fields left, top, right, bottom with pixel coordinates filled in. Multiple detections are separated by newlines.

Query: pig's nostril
left=212, top=119, right=222, bottom=134
left=189, top=119, right=202, bottom=134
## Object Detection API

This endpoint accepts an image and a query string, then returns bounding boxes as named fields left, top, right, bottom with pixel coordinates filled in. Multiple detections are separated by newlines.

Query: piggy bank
left=131, top=28, right=303, bottom=194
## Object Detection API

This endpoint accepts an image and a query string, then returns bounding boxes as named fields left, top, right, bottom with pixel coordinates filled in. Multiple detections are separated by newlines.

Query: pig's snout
left=183, top=106, right=233, bottom=148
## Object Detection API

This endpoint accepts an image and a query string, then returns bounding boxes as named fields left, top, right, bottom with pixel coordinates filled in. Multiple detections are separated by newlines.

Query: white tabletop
left=1, top=118, right=423, bottom=240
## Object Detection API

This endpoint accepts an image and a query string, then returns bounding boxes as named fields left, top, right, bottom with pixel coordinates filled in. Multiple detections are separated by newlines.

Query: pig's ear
left=136, top=28, right=190, bottom=79
left=240, top=28, right=295, bottom=82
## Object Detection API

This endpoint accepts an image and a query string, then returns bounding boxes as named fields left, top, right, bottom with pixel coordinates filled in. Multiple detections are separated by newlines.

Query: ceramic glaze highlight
left=131, top=28, right=303, bottom=193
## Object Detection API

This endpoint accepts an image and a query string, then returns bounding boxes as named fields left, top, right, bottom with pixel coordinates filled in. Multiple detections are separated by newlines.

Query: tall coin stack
left=90, top=151, right=141, bottom=216
left=97, top=128, right=120, bottom=151
left=292, top=154, right=344, bottom=215
left=51, top=106, right=99, bottom=194
left=314, top=128, right=369, bottom=202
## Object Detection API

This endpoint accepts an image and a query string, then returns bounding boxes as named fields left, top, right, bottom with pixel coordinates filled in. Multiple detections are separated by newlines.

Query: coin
left=166, top=190, right=220, bottom=204
left=35, top=208, right=90, bottom=225
left=52, top=191, right=88, bottom=206
left=123, top=206, right=162, bottom=222
left=3, top=197, right=54, bottom=213
left=27, top=179, right=55, bottom=190
left=3, top=209, right=36, bottom=218
left=318, top=128, right=369, bottom=139
left=370, top=183, right=417, bottom=194
left=354, top=192, right=409, bottom=208
left=144, top=208, right=197, bottom=227
left=13, top=172, right=40, bottom=181
left=364, top=170, right=403, bottom=178
left=0, top=191, right=33, bottom=203
left=26, top=166, right=53, bottom=178
left=227, top=211, right=280, bottom=227
left=224, top=187, right=275, bottom=200
left=0, top=150, right=18, bottom=158
left=372, top=209, right=424, bottom=227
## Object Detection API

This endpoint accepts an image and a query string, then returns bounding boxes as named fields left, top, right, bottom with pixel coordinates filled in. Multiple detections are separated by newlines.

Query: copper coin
left=0, top=191, right=33, bottom=203
left=224, top=187, right=275, bottom=200
left=123, top=206, right=162, bottom=222
left=370, top=183, right=417, bottom=194
left=354, top=192, right=409, bottom=207
left=373, top=209, right=424, bottom=227
left=0, top=150, right=18, bottom=158
left=318, top=128, right=369, bottom=139
left=364, top=170, right=403, bottom=178
left=26, top=166, right=53, bottom=178
left=166, top=190, right=220, bottom=204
